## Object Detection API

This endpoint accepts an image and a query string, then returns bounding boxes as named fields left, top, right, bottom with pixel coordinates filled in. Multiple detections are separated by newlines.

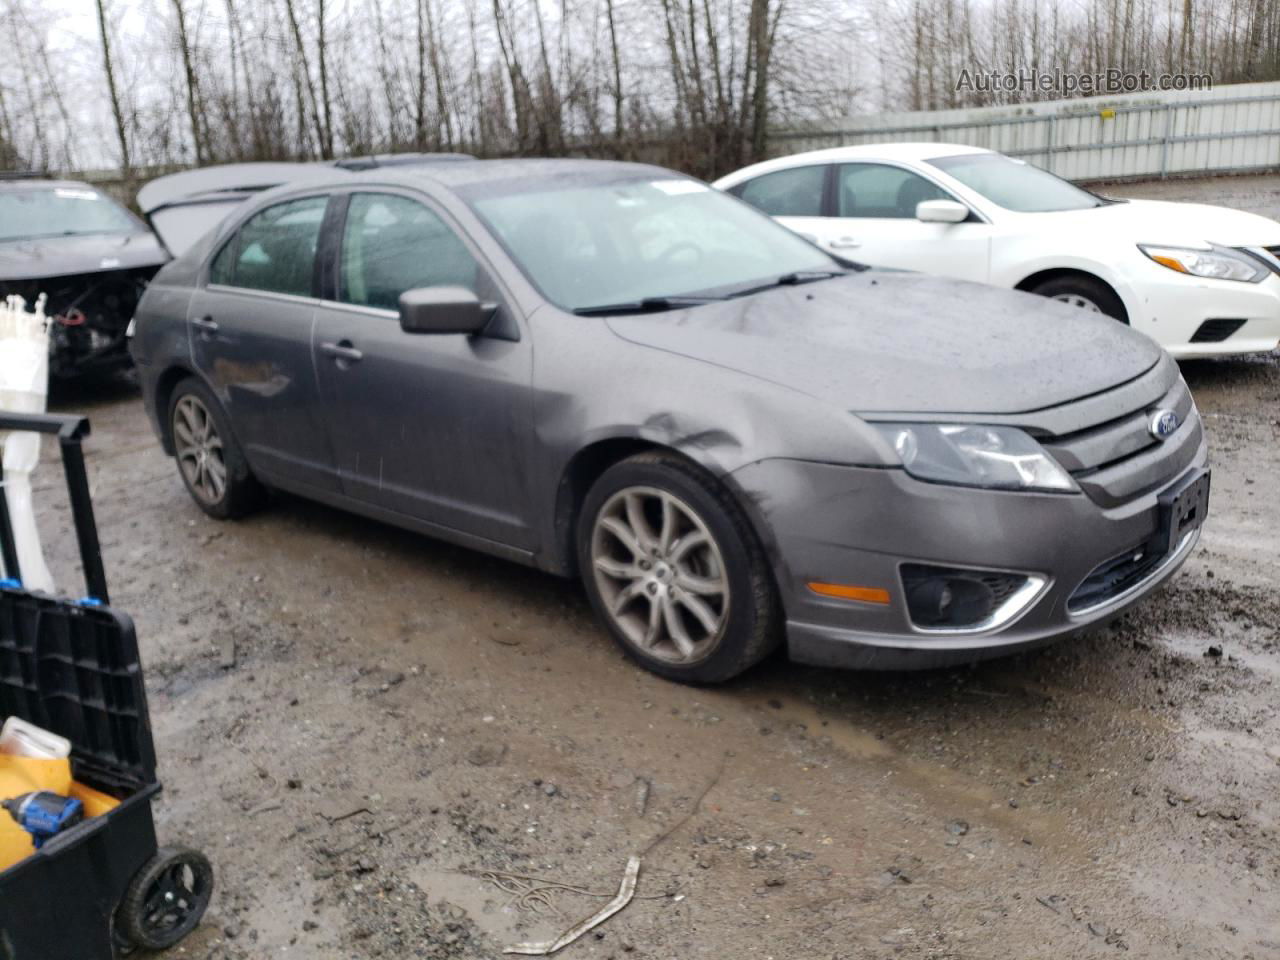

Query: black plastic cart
left=0, top=412, right=212, bottom=959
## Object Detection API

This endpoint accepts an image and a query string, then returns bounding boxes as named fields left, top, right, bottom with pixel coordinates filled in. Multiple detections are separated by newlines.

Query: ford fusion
left=131, top=159, right=1209, bottom=683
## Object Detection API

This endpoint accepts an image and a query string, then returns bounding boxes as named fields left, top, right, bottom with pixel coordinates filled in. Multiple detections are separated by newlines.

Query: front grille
left=1038, top=371, right=1201, bottom=507
left=1068, top=540, right=1164, bottom=612
left=1190, top=318, right=1247, bottom=342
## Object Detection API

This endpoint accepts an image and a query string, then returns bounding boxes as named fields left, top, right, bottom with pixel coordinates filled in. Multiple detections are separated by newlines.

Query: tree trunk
left=96, top=0, right=132, bottom=176
left=317, top=0, right=334, bottom=158
left=282, top=0, right=326, bottom=159
left=605, top=0, right=624, bottom=141
left=171, top=0, right=207, bottom=164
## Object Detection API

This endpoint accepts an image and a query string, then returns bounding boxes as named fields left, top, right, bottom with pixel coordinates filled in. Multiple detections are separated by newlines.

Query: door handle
left=192, top=316, right=219, bottom=336
left=320, top=340, right=364, bottom=363
left=828, top=237, right=861, bottom=250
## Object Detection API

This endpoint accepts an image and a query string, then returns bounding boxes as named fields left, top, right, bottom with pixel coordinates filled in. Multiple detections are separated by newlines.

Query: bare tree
left=95, top=0, right=132, bottom=177
left=170, top=0, right=208, bottom=163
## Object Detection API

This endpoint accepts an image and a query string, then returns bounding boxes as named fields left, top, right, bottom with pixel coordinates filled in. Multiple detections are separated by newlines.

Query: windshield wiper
left=725, top=270, right=845, bottom=299
left=572, top=295, right=720, bottom=317
left=8, top=231, right=83, bottom=241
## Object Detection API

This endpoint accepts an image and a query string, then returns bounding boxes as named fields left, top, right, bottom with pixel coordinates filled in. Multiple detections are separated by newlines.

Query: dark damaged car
left=130, top=159, right=1210, bottom=683
left=0, top=176, right=167, bottom=377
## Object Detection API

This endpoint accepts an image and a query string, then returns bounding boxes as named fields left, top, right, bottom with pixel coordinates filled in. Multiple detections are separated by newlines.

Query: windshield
left=467, top=177, right=838, bottom=312
left=929, top=154, right=1103, bottom=212
left=0, top=186, right=141, bottom=242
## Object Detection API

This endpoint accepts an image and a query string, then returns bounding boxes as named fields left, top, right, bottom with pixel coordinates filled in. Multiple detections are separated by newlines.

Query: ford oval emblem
left=1149, top=409, right=1180, bottom=439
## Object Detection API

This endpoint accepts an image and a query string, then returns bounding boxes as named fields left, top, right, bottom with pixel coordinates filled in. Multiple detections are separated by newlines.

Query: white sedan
left=714, top=144, right=1280, bottom=358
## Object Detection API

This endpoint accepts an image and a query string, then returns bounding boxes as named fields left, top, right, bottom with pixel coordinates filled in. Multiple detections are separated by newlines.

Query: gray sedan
left=131, top=159, right=1209, bottom=683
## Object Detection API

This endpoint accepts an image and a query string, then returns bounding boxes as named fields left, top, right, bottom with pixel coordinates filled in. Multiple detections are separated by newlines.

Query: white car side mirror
left=916, top=199, right=970, bottom=224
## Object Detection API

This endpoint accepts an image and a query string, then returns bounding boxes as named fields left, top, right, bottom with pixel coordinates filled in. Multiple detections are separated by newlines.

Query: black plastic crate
left=0, top=413, right=210, bottom=958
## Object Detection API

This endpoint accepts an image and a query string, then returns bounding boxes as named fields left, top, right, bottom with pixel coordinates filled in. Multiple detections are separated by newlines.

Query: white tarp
left=0, top=294, right=54, bottom=593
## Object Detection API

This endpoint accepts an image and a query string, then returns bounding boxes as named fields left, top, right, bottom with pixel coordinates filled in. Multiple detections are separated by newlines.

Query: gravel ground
left=27, top=175, right=1280, bottom=960
left=1106, top=171, right=1280, bottom=221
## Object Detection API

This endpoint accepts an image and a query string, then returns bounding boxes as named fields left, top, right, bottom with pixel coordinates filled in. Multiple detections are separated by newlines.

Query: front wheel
left=1031, top=275, right=1128, bottom=323
left=577, top=452, right=781, bottom=684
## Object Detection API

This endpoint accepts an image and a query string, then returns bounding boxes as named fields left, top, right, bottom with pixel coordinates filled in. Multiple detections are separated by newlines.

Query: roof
left=713, top=142, right=994, bottom=187
left=361, top=157, right=680, bottom=191
left=0, top=177, right=99, bottom=192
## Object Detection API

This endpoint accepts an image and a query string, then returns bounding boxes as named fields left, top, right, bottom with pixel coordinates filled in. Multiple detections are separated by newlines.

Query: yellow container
left=69, top=780, right=121, bottom=819
left=0, top=755, right=73, bottom=871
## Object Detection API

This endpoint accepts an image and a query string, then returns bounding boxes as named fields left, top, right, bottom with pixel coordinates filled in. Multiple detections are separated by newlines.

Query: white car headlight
left=872, top=423, right=1077, bottom=493
left=1138, top=243, right=1267, bottom=283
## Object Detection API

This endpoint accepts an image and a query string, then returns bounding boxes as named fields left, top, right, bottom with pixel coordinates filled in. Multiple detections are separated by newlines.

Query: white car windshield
left=468, top=177, right=838, bottom=312
left=929, top=154, right=1104, bottom=213
left=0, top=186, right=141, bottom=242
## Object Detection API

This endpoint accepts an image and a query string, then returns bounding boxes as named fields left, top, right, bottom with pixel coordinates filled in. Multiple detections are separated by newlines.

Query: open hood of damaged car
left=605, top=271, right=1164, bottom=416
left=0, top=230, right=168, bottom=282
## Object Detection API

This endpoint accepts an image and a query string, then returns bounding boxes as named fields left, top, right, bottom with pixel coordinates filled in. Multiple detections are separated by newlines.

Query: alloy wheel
left=173, top=395, right=227, bottom=506
left=590, top=485, right=730, bottom=664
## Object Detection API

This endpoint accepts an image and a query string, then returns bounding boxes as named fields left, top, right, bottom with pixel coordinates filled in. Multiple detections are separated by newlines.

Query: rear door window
left=732, top=165, right=827, bottom=217
left=210, top=195, right=328, bottom=296
left=339, top=193, right=480, bottom=311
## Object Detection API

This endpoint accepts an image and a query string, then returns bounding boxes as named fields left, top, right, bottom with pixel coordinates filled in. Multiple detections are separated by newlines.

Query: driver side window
left=836, top=164, right=950, bottom=219
left=339, top=193, right=480, bottom=311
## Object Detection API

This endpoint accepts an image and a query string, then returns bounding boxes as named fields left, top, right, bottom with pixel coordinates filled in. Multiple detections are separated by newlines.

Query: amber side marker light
left=807, top=582, right=891, bottom=605
left=1149, top=254, right=1189, bottom=273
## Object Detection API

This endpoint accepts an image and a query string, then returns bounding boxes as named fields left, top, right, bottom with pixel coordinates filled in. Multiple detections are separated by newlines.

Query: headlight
left=872, top=423, right=1077, bottom=493
left=1138, top=243, right=1266, bottom=283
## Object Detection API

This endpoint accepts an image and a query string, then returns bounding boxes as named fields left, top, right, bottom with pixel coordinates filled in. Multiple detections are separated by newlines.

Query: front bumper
left=1128, top=266, right=1280, bottom=359
left=731, top=446, right=1207, bottom=670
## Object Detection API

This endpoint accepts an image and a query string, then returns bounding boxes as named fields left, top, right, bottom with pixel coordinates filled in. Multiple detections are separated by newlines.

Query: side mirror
left=916, top=199, right=970, bottom=224
left=398, top=286, right=493, bottom=335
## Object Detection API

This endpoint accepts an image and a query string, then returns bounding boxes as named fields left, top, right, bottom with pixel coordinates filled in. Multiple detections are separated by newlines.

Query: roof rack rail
left=0, top=170, right=46, bottom=181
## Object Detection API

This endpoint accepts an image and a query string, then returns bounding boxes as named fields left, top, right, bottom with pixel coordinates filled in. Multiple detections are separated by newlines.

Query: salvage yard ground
left=35, top=174, right=1280, bottom=960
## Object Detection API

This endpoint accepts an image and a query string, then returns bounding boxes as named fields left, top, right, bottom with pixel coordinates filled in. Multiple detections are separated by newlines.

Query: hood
left=0, top=230, right=168, bottom=282
left=606, top=272, right=1162, bottom=415
left=138, top=163, right=345, bottom=257
left=1048, top=197, right=1280, bottom=247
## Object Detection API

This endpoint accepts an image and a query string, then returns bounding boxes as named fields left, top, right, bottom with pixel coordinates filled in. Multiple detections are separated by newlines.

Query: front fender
left=994, top=242, right=1144, bottom=326
left=527, top=311, right=894, bottom=572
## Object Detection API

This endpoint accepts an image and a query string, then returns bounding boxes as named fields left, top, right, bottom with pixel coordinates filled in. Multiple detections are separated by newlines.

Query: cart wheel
left=119, top=846, right=214, bottom=951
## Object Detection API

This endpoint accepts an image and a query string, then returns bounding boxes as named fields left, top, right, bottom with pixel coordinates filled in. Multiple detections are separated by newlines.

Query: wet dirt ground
left=30, top=176, right=1280, bottom=959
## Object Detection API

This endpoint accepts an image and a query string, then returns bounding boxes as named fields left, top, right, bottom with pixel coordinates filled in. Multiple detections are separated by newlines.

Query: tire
left=119, top=845, right=214, bottom=951
left=1031, top=274, right=1128, bottom=323
left=168, top=377, right=263, bottom=519
left=576, top=451, right=781, bottom=684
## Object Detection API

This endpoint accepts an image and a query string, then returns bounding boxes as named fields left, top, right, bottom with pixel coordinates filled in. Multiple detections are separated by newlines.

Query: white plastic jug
left=0, top=294, right=54, bottom=594
left=0, top=717, right=72, bottom=760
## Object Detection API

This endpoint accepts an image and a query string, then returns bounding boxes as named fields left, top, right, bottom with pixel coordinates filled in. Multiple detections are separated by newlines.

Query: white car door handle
left=828, top=237, right=861, bottom=249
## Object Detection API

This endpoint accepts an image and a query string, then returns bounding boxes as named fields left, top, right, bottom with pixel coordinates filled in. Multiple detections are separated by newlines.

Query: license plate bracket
left=1151, top=468, right=1211, bottom=557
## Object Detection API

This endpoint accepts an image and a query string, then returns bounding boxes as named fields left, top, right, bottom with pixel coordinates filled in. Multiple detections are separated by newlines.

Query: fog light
left=901, top=564, right=1041, bottom=632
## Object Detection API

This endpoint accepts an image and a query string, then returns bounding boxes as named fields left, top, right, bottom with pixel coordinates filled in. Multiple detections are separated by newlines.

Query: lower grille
left=1190, top=318, right=1247, bottom=343
left=1067, top=543, right=1164, bottom=612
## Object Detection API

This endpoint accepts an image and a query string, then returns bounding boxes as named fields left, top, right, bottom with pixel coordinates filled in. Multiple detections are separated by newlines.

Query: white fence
left=775, top=81, right=1280, bottom=182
